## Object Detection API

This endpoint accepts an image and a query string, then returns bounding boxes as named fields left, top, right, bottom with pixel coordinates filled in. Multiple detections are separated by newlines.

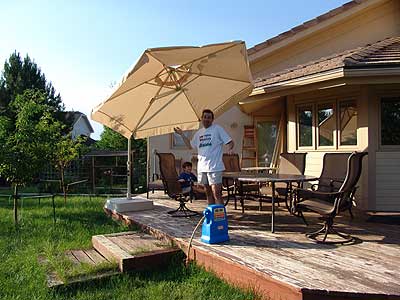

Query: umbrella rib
left=132, top=71, right=171, bottom=135
left=95, top=110, right=133, bottom=135
left=136, top=73, right=201, bottom=131
left=185, top=70, right=251, bottom=84
left=136, top=120, right=199, bottom=133
left=212, top=85, right=253, bottom=114
left=181, top=88, right=200, bottom=121
left=136, top=89, right=185, bottom=131
left=106, top=68, right=168, bottom=103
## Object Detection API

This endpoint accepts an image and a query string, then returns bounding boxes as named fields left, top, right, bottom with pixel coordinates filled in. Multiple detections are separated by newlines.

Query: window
left=298, top=106, right=313, bottom=147
left=339, top=100, right=357, bottom=146
left=317, top=103, right=335, bottom=147
left=296, top=99, right=358, bottom=150
left=171, top=130, right=194, bottom=149
left=381, top=97, right=400, bottom=146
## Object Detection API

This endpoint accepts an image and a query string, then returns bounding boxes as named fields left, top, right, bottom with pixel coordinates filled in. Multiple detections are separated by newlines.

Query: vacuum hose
left=185, top=215, right=205, bottom=266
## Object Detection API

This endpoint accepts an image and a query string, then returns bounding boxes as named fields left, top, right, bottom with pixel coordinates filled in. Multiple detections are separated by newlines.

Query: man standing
left=174, top=109, right=234, bottom=205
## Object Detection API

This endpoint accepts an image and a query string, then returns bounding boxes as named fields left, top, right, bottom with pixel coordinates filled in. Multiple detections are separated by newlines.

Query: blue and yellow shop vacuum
left=200, top=204, right=229, bottom=244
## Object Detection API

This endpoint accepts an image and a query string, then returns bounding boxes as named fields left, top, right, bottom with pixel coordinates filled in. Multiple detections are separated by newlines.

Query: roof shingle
left=254, top=37, right=400, bottom=88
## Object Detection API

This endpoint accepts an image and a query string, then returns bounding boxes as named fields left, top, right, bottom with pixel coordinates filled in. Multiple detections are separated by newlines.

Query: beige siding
left=375, top=152, right=400, bottom=211
left=251, top=0, right=400, bottom=78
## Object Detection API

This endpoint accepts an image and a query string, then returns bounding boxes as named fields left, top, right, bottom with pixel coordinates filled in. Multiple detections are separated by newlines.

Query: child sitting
left=178, top=162, right=197, bottom=195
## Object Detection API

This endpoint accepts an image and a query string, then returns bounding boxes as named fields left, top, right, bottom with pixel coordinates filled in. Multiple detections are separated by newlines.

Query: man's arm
left=174, top=127, right=192, bottom=149
left=227, top=140, right=234, bottom=153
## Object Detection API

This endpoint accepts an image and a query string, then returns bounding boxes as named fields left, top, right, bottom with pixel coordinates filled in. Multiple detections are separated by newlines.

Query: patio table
left=241, top=166, right=278, bottom=173
left=223, top=172, right=318, bottom=233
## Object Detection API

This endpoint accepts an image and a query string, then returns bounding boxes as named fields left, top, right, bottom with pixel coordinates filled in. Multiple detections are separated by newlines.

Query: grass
left=0, top=195, right=259, bottom=300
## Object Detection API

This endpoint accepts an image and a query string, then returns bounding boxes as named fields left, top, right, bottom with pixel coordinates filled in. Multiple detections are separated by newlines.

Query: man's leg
left=209, top=172, right=223, bottom=205
left=199, top=172, right=215, bottom=204
left=205, top=185, right=215, bottom=205
left=211, top=183, right=223, bottom=205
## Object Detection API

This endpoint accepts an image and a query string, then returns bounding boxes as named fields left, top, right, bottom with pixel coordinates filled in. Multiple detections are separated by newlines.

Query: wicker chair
left=293, top=152, right=367, bottom=244
left=156, top=152, right=198, bottom=217
left=259, top=152, right=307, bottom=211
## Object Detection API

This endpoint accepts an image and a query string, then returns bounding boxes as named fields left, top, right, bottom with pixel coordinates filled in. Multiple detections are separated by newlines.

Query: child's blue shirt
left=178, top=172, right=197, bottom=188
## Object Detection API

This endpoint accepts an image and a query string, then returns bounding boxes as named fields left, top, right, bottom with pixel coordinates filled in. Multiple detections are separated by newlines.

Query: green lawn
left=0, top=195, right=258, bottom=300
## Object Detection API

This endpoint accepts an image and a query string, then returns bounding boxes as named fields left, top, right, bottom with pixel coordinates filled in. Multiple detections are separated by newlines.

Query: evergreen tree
left=0, top=52, right=64, bottom=116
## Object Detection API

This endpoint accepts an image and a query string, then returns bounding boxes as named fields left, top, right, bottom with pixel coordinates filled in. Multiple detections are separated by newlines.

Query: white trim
left=251, top=68, right=344, bottom=95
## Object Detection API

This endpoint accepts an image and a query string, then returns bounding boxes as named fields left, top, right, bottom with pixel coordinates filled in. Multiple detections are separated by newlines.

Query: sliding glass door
left=256, top=120, right=278, bottom=167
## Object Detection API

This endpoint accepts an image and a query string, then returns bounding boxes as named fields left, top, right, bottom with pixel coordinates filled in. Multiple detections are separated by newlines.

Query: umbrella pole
left=127, top=136, right=132, bottom=199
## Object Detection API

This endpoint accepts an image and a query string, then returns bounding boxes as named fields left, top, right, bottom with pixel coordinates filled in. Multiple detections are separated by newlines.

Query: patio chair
left=259, top=152, right=307, bottom=211
left=222, top=153, right=259, bottom=209
left=298, top=153, right=353, bottom=216
left=293, top=152, right=367, bottom=244
left=156, top=152, right=198, bottom=217
left=147, top=153, right=182, bottom=198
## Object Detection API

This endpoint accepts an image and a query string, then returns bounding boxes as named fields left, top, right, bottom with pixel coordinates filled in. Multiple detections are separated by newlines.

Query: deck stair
left=41, top=231, right=181, bottom=288
left=92, top=231, right=181, bottom=272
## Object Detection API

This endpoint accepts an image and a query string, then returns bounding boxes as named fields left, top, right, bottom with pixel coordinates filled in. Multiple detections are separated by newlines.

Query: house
left=63, top=111, right=95, bottom=140
left=148, top=0, right=400, bottom=212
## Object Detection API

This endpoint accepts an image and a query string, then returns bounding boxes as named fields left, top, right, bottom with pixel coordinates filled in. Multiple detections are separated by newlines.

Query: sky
left=0, top=0, right=349, bottom=139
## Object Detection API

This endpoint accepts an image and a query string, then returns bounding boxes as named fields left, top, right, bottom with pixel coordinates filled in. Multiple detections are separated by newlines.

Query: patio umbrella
left=91, top=41, right=253, bottom=198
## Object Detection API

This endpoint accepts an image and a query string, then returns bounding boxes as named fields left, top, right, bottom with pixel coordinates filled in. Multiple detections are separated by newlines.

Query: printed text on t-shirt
left=199, top=134, right=212, bottom=148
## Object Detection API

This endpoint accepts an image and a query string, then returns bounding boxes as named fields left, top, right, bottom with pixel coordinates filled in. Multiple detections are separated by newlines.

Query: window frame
left=170, top=130, right=194, bottom=150
left=379, top=96, right=400, bottom=150
left=316, top=101, right=337, bottom=150
left=296, top=104, right=315, bottom=150
left=295, top=98, right=359, bottom=151
left=337, top=99, right=358, bottom=149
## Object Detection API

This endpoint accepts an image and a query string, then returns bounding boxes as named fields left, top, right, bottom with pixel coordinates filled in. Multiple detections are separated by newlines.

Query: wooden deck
left=106, top=191, right=400, bottom=300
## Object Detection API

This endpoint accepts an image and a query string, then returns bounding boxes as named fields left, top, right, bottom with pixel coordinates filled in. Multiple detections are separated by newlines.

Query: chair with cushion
left=259, top=152, right=307, bottom=211
left=156, top=152, right=198, bottom=217
left=293, top=152, right=367, bottom=244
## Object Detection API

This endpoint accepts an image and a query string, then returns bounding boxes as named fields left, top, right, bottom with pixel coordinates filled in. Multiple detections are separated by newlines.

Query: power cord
left=185, top=215, right=205, bottom=266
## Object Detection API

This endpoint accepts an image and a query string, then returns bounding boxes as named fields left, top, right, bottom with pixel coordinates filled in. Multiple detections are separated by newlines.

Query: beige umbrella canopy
left=91, top=41, right=253, bottom=139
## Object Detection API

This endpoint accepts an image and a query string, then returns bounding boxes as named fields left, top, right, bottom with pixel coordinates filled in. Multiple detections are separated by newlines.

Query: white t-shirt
left=191, top=124, right=232, bottom=172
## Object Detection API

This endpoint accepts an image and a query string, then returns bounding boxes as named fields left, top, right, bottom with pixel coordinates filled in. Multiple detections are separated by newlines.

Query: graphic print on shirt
left=199, top=133, right=212, bottom=148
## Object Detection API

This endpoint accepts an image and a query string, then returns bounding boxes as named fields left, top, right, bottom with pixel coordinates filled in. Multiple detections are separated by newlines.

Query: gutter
left=250, top=66, right=400, bottom=96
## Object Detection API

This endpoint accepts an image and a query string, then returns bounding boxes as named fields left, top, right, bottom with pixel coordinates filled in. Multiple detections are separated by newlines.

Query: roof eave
left=248, top=0, right=383, bottom=64
left=248, top=66, right=400, bottom=97
left=251, top=68, right=345, bottom=95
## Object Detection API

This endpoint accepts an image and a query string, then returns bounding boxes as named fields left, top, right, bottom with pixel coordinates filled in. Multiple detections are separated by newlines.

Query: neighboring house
left=149, top=0, right=400, bottom=212
left=63, top=111, right=95, bottom=140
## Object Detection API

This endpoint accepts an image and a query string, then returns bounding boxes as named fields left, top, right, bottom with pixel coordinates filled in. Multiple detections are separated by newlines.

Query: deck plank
left=116, top=192, right=400, bottom=299
left=72, top=250, right=95, bottom=265
left=84, top=249, right=108, bottom=264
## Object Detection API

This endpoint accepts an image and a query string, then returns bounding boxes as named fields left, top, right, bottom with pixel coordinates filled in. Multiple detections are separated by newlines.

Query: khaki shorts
left=198, top=172, right=223, bottom=185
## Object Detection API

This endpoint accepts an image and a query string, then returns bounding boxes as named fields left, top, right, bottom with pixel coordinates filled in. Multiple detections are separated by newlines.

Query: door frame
left=254, top=116, right=281, bottom=167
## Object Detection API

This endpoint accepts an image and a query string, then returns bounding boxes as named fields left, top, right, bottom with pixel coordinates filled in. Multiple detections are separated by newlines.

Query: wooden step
left=39, top=249, right=118, bottom=289
left=92, top=231, right=181, bottom=272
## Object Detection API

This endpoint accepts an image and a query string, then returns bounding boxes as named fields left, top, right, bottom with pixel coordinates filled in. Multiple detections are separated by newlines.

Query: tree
left=96, top=126, right=147, bottom=151
left=52, top=135, right=85, bottom=204
left=0, top=90, right=62, bottom=226
left=0, top=52, right=64, bottom=117
left=96, top=126, right=127, bottom=150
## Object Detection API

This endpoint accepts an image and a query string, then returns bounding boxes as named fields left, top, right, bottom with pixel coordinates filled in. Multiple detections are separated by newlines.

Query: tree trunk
left=60, top=168, right=67, bottom=204
left=13, top=184, right=18, bottom=227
